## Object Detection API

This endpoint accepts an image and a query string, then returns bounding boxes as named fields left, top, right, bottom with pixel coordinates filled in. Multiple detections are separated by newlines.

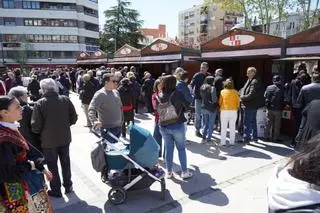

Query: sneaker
left=166, top=171, right=173, bottom=179
left=207, top=139, right=216, bottom=144
left=195, top=131, right=202, bottom=138
left=181, top=170, right=193, bottom=179
left=201, top=138, right=207, bottom=144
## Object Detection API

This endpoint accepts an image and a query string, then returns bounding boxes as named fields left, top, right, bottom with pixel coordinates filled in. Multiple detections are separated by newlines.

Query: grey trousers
left=82, top=104, right=91, bottom=126
left=265, top=110, right=282, bottom=141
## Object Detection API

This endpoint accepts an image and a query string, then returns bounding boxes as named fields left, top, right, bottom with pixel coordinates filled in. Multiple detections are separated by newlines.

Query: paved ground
left=51, top=93, right=294, bottom=213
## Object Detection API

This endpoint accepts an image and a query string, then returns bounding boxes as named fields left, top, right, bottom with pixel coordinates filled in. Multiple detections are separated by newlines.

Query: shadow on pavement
left=248, top=141, right=294, bottom=157
left=104, top=185, right=177, bottom=213
left=185, top=141, right=227, bottom=160
left=171, top=165, right=229, bottom=206
left=222, top=145, right=272, bottom=159
left=54, top=192, right=102, bottom=213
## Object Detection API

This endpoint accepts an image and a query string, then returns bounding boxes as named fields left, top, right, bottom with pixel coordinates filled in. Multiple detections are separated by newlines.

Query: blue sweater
left=176, top=80, right=193, bottom=104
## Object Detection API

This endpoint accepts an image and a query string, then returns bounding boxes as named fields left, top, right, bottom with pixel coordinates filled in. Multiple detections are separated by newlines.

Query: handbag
left=24, top=170, right=52, bottom=213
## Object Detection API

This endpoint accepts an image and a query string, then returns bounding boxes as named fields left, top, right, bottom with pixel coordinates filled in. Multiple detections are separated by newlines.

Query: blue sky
left=98, top=0, right=318, bottom=37
left=98, top=0, right=202, bottom=37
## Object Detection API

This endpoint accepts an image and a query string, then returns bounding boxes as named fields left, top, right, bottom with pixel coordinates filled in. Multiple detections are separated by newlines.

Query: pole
left=115, top=0, right=120, bottom=51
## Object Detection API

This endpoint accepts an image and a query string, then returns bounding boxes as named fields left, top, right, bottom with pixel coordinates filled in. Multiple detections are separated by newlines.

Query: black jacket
left=19, top=102, right=42, bottom=152
left=79, top=81, right=96, bottom=105
left=200, top=84, right=217, bottom=112
left=264, top=84, right=284, bottom=110
left=27, top=79, right=41, bottom=101
left=295, top=99, right=320, bottom=150
left=0, top=142, right=31, bottom=182
left=142, top=77, right=155, bottom=96
left=190, top=72, right=207, bottom=100
left=240, top=77, right=265, bottom=109
left=31, top=92, right=78, bottom=149
left=158, top=90, right=190, bottom=126
left=214, top=75, right=224, bottom=98
left=297, top=83, right=320, bottom=110
left=118, top=80, right=135, bottom=122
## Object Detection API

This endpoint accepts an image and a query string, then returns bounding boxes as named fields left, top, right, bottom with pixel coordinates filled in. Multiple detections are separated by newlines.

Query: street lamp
left=47, top=57, right=52, bottom=68
left=109, top=38, right=117, bottom=53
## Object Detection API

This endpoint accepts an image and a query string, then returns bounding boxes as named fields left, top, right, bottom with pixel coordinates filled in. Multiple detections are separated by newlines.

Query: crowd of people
left=0, top=61, right=320, bottom=212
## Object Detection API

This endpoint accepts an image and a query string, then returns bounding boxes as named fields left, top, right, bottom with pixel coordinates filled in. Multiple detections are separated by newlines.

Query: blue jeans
left=243, top=109, right=258, bottom=141
left=153, top=123, right=163, bottom=157
left=160, top=124, right=187, bottom=172
left=202, top=109, right=216, bottom=140
left=195, top=99, right=202, bottom=131
left=101, top=126, right=122, bottom=143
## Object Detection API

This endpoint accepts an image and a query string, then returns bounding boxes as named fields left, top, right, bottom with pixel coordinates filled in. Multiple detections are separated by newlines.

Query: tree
left=295, top=0, right=320, bottom=29
left=100, top=0, right=144, bottom=56
left=11, top=40, right=34, bottom=71
left=203, top=0, right=293, bottom=34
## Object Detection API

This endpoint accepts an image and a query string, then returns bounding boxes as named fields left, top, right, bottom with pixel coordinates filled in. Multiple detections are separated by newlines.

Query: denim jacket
left=176, top=80, right=193, bottom=104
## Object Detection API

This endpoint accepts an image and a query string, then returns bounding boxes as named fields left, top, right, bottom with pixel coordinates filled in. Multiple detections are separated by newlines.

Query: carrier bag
left=156, top=93, right=179, bottom=126
left=91, top=140, right=106, bottom=172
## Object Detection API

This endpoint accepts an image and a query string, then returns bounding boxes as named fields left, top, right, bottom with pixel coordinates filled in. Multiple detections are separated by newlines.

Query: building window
left=3, top=0, right=15, bottom=8
left=4, top=34, right=18, bottom=42
left=4, top=17, right=16, bottom=26
left=22, top=1, right=40, bottom=9
left=84, top=7, right=98, bottom=17
left=23, top=18, right=77, bottom=27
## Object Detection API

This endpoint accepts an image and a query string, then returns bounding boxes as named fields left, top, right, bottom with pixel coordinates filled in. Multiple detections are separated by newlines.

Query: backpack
left=156, top=93, right=180, bottom=126
left=91, top=140, right=106, bottom=172
left=200, top=86, right=216, bottom=112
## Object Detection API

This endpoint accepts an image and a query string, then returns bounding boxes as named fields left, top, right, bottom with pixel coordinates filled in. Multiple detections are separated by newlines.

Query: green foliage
left=100, top=0, right=144, bottom=56
left=11, top=41, right=34, bottom=70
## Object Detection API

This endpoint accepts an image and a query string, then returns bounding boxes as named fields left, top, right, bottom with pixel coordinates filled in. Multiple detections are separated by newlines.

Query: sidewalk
left=52, top=94, right=294, bottom=213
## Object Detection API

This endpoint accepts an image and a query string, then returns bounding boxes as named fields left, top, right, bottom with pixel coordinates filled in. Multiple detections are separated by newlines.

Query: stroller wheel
left=160, top=178, right=166, bottom=200
left=108, top=187, right=127, bottom=205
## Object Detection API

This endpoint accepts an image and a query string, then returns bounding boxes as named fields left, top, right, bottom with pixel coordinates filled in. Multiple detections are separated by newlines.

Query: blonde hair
left=126, top=71, right=135, bottom=79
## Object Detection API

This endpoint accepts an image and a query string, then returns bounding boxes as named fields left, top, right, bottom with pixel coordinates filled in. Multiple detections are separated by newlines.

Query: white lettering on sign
left=221, top=35, right=255, bottom=46
left=120, top=48, right=132, bottom=55
left=151, top=43, right=168, bottom=52
left=94, top=51, right=102, bottom=56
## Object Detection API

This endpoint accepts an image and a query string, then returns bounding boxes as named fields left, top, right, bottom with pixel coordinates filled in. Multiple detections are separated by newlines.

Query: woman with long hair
left=152, top=78, right=163, bottom=157
left=157, top=75, right=192, bottom=179
left=268, top=133, right=320, bottom=212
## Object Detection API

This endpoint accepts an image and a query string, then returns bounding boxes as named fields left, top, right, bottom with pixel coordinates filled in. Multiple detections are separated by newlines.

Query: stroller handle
left=91, top=128, right=130, bottom=145
left=91, top=128, right=102, bottom=138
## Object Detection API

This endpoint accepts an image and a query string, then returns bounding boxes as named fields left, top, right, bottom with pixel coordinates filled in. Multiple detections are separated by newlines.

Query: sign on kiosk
left=222, top=35, right=255, bottom=47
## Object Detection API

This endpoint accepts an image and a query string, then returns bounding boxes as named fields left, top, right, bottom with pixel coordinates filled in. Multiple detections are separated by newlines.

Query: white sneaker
left=181, top=170, right=193, bottom=179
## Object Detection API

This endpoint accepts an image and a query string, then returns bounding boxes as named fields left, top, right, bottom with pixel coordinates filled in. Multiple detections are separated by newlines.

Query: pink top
left=152, top=92, right=159, bottom=124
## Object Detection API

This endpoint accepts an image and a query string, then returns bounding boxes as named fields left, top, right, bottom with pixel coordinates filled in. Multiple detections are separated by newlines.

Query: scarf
left=0, top=125, right=29, bottom=151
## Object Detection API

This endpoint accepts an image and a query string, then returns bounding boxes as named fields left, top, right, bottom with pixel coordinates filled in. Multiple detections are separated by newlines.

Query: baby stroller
left=93, top=124, right=166, bottom=205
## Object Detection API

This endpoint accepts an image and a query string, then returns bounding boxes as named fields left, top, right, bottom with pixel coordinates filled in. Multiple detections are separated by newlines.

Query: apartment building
left=0, top=0, right=100, bottom=67
left=178, top=4, right=243, bottom=48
